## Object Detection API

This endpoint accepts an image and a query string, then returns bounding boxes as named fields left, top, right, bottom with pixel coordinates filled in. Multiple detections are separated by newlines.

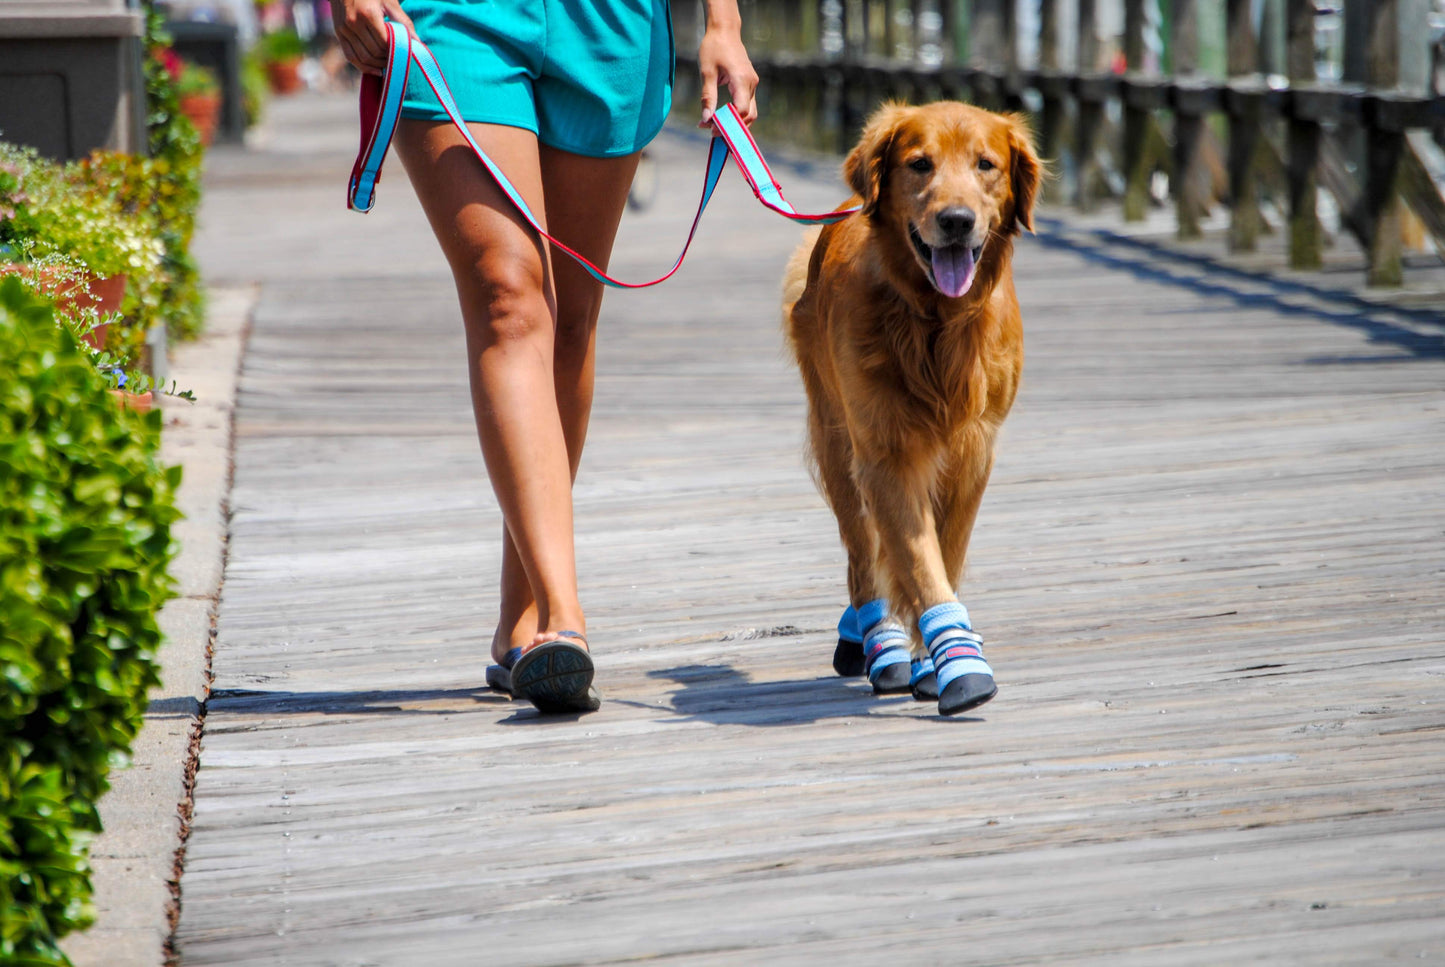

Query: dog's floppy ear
left=844, top=103, right=911, bottom=218
left=1005, top=114, right=1042, bottom=235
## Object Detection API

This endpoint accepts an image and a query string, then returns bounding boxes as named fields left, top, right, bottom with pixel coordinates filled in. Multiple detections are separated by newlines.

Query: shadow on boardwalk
left=174, top=92, right=1445, bottom=967
left=190, top=669, right=982, bottom=728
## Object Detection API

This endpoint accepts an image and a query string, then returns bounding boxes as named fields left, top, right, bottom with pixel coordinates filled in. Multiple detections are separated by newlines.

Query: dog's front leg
left=854, top=452, right=998, bottom=715
left=843, top=453, right=948, bottom=697
left=852, top=456, right=955, bottom=628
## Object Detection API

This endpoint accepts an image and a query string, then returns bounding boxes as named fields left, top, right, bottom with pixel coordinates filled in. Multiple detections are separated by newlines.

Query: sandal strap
left=553, top=630, right=588, bottom=647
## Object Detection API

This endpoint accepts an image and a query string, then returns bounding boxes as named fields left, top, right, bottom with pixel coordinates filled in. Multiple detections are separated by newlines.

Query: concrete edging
left=59, top=284, right=254, bottom=967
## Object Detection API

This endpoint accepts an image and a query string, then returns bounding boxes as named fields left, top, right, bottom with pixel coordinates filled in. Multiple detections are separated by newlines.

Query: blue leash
left=348, top=23, right=860, bottom=288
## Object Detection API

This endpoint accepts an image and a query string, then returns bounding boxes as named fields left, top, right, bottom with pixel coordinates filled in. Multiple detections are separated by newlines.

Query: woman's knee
left=459, top=251, right=553, bottom=345
left=553, top=283, right=602, bottom=353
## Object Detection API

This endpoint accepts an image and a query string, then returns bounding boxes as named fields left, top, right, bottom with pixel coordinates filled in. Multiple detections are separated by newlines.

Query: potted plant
left=0, top=249, right=124, bottom=349
left=0, top=141, right=164, bottom=366
left=258, top=28, right=307, bottom=95
left=175, top=60, right=222, bottom=147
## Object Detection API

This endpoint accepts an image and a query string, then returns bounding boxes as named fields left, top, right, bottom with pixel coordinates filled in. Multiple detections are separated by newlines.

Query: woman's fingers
left=350, top=10, right=388, bottom=63
left=727, top=65, right=759, bottom=125
left=697, top=28, right=759, bottom=128
left=329, top=0, right=394, bottom=74
left=698, top=64, right=719, bottom=128
left=382, top=0, right=416, bottom=36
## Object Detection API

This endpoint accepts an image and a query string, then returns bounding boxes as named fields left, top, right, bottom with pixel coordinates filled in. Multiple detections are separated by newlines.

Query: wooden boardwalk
left=178, top=92, right=1445, bottom=965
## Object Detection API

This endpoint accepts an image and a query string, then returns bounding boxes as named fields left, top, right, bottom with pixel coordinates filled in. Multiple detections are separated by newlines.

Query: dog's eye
left=908, top=157, right=934, bottom=174
left=978, top=157, right=997, bottom=172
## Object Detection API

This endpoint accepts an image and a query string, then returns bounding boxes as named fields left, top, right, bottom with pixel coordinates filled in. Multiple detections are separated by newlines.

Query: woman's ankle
left=492, top=603, right=539, bottom=664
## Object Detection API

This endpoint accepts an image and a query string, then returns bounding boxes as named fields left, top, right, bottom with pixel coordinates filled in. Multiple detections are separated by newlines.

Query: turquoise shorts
left=399, top=0, right=674, bottom=158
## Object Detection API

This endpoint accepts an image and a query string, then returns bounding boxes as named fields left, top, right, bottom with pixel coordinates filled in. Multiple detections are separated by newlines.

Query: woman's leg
left=493, top=146, right=642, bottom=659
left=392, top=119, right=586, bottom=651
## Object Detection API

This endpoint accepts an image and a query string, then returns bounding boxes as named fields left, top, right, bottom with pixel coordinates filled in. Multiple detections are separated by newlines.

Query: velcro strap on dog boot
left=858, top=598, right=912, bottom=694
left=920, top=601, right=997, bottom=714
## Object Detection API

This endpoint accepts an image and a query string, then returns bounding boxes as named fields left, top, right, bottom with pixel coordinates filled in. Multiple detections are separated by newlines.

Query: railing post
left=1121, top=0, right=1153, bottom=221
left=939, top=0, right=968, bottom=65
left=1171, top=0, right=1210, bottom=238
left=1074, top=0, right=1108, bottom=211
left=1285, top=0, right=1323, bottom=268
left=1038, top=0, right=1068, bottom=203
left=972, top=0, right=1005, bottom=107
left=1002, top=0, right=1020, bottom=109
left=1226, top=0, right=1264, bottom=251
left=1354, top=0, right=1406, bottom=285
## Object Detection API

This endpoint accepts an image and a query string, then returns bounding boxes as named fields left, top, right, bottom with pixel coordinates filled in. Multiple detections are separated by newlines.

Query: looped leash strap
left=348, top=23, right=860, bottom=289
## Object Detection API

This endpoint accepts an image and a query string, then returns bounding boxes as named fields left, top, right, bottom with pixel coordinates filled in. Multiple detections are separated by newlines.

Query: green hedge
left=0, top=277, right=180, bottom=965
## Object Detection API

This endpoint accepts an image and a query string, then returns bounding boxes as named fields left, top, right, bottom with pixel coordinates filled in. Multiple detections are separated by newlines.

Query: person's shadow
left=188, top=665, right=985, bottom=725
left=186, top=686, right=506, bottom=718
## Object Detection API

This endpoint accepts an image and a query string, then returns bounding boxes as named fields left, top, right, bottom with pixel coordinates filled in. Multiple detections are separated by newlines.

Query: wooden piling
left=1226, top=0, right=1263, bottom=251
left=1171, top=0, right=1210, bottom=239
left=1285, top=0, right=1324, bottom=268
left=1121, top=0, right=1153, bottom=221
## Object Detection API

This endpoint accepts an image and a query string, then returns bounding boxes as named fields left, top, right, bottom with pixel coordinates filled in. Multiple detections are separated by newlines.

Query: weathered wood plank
left=176, top=92, right=1445, bottom=966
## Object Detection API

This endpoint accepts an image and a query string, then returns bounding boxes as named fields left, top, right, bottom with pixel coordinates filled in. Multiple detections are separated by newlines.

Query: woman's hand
left=697, top=12, right=759, bottom=128
left=331, top=0, right=415, bottom=75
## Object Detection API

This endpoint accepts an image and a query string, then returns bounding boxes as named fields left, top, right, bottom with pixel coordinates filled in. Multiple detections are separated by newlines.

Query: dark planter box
left=0, top=1, right=146, bottom=161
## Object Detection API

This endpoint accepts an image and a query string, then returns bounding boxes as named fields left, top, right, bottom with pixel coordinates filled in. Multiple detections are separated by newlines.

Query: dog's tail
left=781, top=226, right=823, bottom=323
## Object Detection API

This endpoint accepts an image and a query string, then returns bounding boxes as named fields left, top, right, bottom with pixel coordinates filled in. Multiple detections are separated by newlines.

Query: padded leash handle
left=347, top=23, right=860, bottom=289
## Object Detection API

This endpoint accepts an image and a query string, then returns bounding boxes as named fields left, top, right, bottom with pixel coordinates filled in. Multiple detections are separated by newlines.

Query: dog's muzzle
left=910, top=225, right=983, bottom=299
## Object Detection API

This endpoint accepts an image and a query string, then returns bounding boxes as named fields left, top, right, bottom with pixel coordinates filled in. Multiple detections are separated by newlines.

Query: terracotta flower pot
left=266, top=57, right=304, bottom=95
left=0, top=264, right=126, bottom=349
left=109, top=390, right=154, bottom=413
left=179, top=92, right=222, bottom=146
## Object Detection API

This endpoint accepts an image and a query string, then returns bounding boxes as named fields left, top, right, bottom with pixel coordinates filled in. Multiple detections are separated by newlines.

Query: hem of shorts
left=538, top=112, right=671, bottom=159
left=398, top=108, right=540, bottom=136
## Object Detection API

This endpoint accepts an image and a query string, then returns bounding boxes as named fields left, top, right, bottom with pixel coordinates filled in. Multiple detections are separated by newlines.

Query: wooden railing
left=671, top=0, right=1445, bottom=288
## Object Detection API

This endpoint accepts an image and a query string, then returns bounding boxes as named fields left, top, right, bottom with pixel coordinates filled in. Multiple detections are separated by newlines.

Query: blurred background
left=8, top=0, right=1445, bottom=293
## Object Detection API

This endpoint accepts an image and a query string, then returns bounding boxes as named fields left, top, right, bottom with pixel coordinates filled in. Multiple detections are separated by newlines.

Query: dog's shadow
left=637, top=663, right=985, bottom=726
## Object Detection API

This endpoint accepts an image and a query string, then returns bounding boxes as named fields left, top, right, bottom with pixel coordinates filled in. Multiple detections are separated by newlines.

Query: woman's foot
left=509, top=630, right=600, bottom=714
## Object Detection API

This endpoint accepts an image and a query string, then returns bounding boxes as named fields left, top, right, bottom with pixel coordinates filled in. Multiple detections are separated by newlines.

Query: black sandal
left=509, top=631, right=601, bottom=714
left=485, top=646, right=522, bottom=698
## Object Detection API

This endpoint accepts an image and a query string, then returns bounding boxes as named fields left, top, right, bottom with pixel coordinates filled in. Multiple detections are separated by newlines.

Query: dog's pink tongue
left=931, top=245, right=977, bottom=298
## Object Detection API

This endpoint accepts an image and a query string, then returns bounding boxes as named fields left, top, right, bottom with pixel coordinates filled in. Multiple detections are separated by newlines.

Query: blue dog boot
left=833, top=604, right=865, bottom=678
left=909, top=654, right=939, bottom=701
left=920, top=602, right=997, bottom=715
left=859, top=598, right=912, bottom=694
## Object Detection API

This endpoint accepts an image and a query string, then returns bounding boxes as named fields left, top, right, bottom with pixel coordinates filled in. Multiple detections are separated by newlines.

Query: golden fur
left=783, top=101, right=1041, bottom=652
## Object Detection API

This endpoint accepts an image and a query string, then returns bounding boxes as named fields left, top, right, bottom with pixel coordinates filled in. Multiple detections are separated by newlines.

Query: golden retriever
left=783, top=101, right=1040, bottom=715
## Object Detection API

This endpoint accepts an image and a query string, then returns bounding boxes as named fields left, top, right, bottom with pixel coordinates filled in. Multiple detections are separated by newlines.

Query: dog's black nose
left=936, top=207, right=977, bottom=242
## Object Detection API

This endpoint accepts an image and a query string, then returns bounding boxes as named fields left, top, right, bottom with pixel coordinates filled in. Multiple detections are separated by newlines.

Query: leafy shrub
left=257, top=26, right=307, bottom=62
left=0, top=143, right=163, bottom=286
left=1, top=252, right=195, bottom=403
left=241, top=48, right=271, bottom=128
left=138, top=8, right=207, bottom=343
left=0, top=276, right=180, bottom=965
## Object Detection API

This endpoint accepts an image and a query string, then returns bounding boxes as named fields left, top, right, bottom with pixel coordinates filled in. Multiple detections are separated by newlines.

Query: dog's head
left=844, top=101, right=1041, bottom=300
